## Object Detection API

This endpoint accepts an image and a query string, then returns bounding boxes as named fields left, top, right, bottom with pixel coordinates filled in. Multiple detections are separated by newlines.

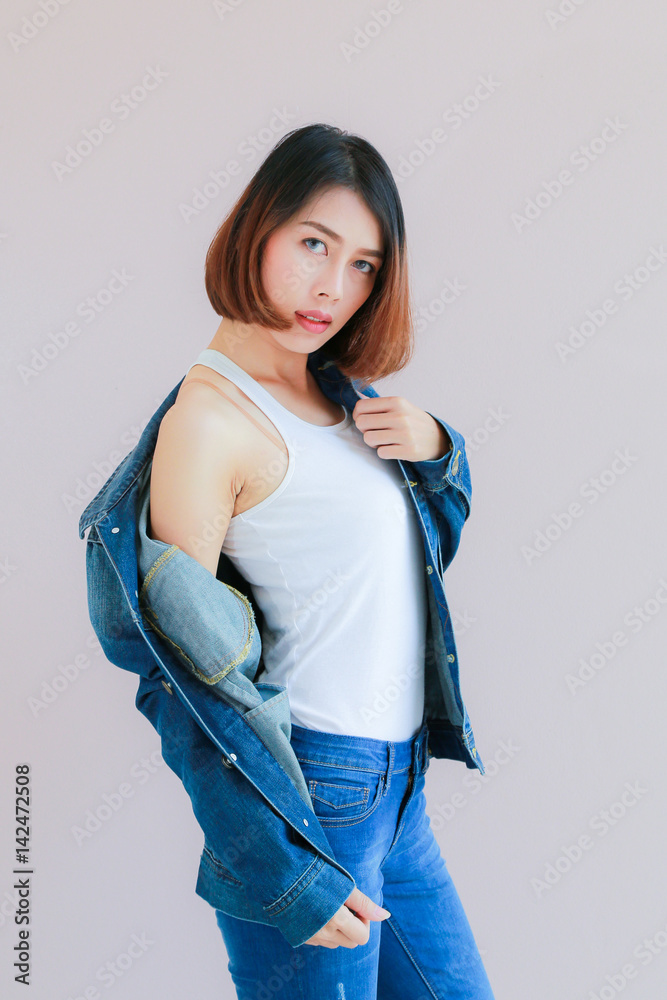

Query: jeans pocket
left=298, top=762, right=385, bottom=828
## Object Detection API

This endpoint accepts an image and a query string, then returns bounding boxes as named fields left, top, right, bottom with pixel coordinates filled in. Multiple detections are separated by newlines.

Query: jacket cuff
left=263, top=856, right=356, bottom=948
left=406, top=414, right=464, bottom=492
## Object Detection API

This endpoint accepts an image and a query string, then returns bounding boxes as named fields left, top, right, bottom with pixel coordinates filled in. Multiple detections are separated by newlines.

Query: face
left=259, top=185, right=384, bottom=353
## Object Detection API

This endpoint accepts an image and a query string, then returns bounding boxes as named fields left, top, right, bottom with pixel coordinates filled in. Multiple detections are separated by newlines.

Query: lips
left=295, top=310, right=332, bottom=323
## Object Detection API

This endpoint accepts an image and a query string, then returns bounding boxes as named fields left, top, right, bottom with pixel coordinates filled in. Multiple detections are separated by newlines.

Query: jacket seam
left=263, top=856, right=326, bottom=916
left=139, top=548, right=256, bottom=683
left=244, top=690, right=287, bottom=718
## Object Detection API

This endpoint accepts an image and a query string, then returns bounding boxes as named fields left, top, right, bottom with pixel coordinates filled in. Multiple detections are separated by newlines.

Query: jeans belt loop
left=384, top=742, right=394, bottom=795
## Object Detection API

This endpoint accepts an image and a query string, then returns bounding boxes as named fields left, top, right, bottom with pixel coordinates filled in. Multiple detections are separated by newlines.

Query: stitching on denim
left=380, top=769, right=425, bottom=866
left=293, top=756, right=411, bottom=776
left=202, top=845, right=244, bottom=886
left=139, top=613, right=216, bottom=683
left=391, top=771, right=414, bottom=848
left=385, top=914, right=440, bottom=998
left=140, top=543, right=179, bottom=589
left=453, top=487, right=471, bottom=517
left=140, top=606, right=252, bottom=684
left=82, top=450, right=155, bottom=534
left=244, top=689, right=287, bottom=718
left=139, top=547, right=255, bottom=682
left=263, top=856, right=325, bottom=916
left=79, top=458, right=130, bottom=530
left=311, top=775, right=385, bottom=828
left=308, top=780, right=369, bottom=810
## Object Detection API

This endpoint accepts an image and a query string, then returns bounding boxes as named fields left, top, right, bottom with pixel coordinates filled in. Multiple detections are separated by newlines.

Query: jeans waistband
left=289, top=718, right=430, bottom=780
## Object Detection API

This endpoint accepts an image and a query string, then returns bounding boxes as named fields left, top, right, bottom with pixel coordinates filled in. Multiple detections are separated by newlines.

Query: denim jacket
left=77, top=346, right=485, bottom=948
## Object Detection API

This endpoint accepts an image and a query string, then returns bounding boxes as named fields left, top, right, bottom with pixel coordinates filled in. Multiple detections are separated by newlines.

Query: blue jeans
left=215, top=720, right=495, bottom=999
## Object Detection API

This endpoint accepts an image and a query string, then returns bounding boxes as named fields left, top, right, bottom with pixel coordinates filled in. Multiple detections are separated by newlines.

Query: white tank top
left=185, top=348, right=427, bottom=741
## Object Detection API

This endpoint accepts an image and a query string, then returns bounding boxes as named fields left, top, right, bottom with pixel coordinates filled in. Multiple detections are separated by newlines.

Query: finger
left=353, top=395, right=401, bottom=413
left=359, top=428, right=406, bottom=448
left=352, top=405, right=401, bottom=427
left=333, top=913, right=369, bottom=948
left=346, top=897, right=390, bottom=924
left=346, top=888, right=391, bottom=920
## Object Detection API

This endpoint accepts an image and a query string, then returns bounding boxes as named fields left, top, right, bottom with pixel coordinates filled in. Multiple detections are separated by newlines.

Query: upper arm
left=148, top=389, right=242, bottom=577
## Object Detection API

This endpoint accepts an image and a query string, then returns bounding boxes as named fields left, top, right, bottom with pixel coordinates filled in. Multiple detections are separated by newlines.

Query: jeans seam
left=294, top=756, right=410, bottom=776
left=385, top=914, right=440, bottom=999
left=392, top=773, right=414, bottom=848
left=380, top=766, right=424, bottom=867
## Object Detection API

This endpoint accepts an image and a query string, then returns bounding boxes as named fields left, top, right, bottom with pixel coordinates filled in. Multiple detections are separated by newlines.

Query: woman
left=143, top=123, right=494, bottom=997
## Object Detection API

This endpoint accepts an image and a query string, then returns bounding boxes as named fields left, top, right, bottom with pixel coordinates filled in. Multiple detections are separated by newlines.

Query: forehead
left=290, top=187, right=383, bottom=245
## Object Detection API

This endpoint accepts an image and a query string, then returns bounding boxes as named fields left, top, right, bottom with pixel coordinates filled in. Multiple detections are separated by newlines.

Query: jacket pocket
left=200, top=842, right=245, bottom=887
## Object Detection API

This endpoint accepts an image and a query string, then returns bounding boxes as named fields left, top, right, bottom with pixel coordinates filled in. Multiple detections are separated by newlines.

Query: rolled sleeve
left=407, top=414, right=471, bottom=515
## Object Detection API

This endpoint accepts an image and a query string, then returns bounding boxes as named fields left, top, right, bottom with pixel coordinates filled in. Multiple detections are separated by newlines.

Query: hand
left=351, top=396, right=451, bottom=462
left=303, top=887, right=390, bottom=949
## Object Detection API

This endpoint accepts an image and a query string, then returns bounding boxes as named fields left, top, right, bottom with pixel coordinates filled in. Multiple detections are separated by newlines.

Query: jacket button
left=221, top=754, right=233, bottom=768
left=161, top=679, right=173, bottom=695
left=447, top=654, right=455, bottom=662
left=426, top=565, right=433, bottom=574
left=303, top=818, right=309, bottom=826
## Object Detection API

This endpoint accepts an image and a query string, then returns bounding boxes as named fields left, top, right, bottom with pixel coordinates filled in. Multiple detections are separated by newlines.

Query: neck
left=207, top=317, right=312, bottom=390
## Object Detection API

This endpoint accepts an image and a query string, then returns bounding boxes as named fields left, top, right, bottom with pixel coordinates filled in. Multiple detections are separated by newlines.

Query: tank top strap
left=186, top=348, right=350, bottom=436
left=186, top=348, right=299, bottom=440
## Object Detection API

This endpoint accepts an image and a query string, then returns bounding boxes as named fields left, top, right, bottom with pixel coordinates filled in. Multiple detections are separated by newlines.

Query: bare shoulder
left=158, top=367, right=255, bottom=459
left=148, top=372, right=251, bottom=573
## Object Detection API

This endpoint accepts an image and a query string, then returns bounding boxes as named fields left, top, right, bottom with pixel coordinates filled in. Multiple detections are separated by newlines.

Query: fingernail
left=376, top=906, right=391, bottom=918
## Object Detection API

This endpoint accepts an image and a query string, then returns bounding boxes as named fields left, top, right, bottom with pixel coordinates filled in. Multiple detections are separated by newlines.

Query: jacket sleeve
left=135, top=671, right=356, bottom=948
left=400, top=413, right=472, bottom=574
left=85, top=520, right=355, bottom=949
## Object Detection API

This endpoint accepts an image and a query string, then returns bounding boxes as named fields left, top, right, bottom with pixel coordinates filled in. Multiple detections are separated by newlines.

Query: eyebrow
left=297, top=220, right=384, bottom=260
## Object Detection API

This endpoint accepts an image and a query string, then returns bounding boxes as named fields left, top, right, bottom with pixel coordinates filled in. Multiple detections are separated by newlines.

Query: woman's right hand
left=303, top=887, right=391, bottom=948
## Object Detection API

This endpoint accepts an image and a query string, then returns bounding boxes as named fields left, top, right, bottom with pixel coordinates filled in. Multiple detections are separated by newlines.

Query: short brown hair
left=204, top=123, right=414, bottom=385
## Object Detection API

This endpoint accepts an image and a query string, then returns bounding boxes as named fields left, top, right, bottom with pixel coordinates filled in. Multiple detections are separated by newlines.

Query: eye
left=302, top=238, right=376, bottom=275
left=303, top=237, right=327, bottom=254
left=354, top=259, right=376, bottom=275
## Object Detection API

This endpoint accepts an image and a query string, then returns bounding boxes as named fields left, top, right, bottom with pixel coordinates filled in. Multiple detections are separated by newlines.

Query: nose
left=312, top=261, right=344, bottom=302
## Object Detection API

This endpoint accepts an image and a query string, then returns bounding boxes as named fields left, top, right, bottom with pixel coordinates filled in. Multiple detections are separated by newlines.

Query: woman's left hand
left=351, top=396, right=452, bottom=462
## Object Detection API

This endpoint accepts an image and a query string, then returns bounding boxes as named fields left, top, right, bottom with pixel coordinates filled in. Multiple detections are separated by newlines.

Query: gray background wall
left=2, top=2, right=666, bottom=998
